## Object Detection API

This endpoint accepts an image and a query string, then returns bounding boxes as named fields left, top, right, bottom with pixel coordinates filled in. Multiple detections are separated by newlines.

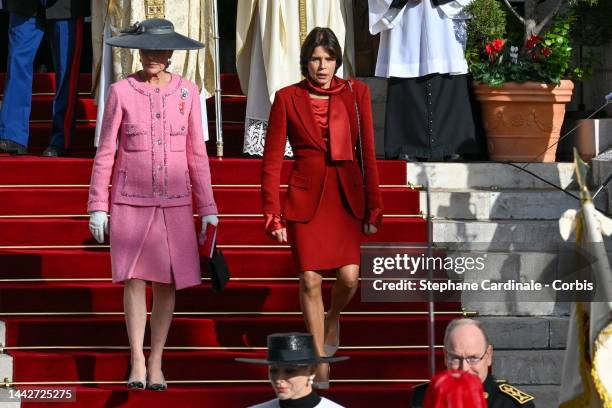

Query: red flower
left=491, top=38, right=505, bottom=53
left=485, top=38, right=505, bottom=56
left=542, top=47, right=552, bottom=57
left=525, top=35, right=542, bottom=50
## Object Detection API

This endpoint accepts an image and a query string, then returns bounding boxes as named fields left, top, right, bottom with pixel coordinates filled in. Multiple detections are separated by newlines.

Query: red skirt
left=286, top=166, right=361, bottom=271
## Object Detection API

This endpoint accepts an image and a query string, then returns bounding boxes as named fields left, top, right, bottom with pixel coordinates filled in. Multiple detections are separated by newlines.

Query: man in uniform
left=0, top=0, right=90, bottom=156
left=411, top=318, right=536, bottom=407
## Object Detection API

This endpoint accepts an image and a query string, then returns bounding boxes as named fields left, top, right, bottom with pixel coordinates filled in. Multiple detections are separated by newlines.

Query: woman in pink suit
left=87, top=19, right=218, bottom=391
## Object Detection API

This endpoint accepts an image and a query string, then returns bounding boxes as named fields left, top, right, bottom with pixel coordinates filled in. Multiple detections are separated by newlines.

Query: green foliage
left=532, top=12, right=575, bottom=84
left=467, top=4, right=600, bottom=86
left=465, top=0, right=507, bottom=66
left=465, top=0, right=507, bottom=43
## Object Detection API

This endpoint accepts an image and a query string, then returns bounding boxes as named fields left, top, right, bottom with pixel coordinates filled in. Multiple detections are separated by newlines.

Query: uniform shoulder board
left=498, top=383, right=535, bottom=405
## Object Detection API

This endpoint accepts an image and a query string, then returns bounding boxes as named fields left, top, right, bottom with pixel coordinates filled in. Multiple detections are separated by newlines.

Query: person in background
left=87, top=18, right=218, bottom=391
left=0, top=0, right=90, bottom=156
left=411, top=319, right=536, bottom=407
left=236, top=333, right=349, bottom=408
left=369, top=0, right=481, bottom=162
left=90, top=0, right=216, bottom=147
left=261, top=27, right=383, bottom=388
left=236, top=0, right=355, bottom=157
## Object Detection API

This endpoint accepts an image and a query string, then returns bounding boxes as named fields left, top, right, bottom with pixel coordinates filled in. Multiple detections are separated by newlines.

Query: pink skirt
left=109, top=204, right=201, bottom=290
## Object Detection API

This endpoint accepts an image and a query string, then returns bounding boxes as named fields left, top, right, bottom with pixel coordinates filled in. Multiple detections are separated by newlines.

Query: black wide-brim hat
left=235, top=333, right=349, bottom=366
left=105, top=18, right=204, bottom=50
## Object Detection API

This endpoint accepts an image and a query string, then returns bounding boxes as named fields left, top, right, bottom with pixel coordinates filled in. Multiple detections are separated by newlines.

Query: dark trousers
left=0, top=12, right=83, bottom=148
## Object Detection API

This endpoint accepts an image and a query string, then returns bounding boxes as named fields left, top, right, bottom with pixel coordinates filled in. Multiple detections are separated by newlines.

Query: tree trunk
left=524, top=0, right=538, bottom=41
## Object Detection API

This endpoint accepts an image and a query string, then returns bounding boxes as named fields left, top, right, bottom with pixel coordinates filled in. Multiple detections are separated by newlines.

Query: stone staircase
left=0, top=321, right=18, bottom=407
left=406, top=161, right=598, bottom=408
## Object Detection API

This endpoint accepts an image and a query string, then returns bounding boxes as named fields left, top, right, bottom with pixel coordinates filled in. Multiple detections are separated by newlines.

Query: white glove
left=89, top=211, right=109, bottom=244
left=199, top=214, right=219, bottom=245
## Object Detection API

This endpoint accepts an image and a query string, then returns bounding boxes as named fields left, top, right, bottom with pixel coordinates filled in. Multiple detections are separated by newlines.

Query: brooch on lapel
left=179, top=87, right=189, bottom=115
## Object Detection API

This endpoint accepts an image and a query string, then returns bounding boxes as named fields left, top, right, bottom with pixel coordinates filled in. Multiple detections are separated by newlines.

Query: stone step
left=0, top=353, right=12, bottom=383
left=448, top=249, right=577, bottom=316
left=477, top=317, right=568, bottom=349
left=433, top=220, right=573, bottom=248
left=407, top=162, right=578, bottom=190
left=0, top=389, right=20, bottom=408
left=493, top=350, right=564, bottom=385
left=421, top=188, right=604, bottom=220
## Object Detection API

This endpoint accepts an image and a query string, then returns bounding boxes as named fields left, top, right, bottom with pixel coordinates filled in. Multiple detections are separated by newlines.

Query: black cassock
left=384, top=73, right=483, bottom=160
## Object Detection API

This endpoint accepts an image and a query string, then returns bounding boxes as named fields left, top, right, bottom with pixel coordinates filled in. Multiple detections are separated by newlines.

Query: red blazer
left=261, top=78, right=383, bottom=224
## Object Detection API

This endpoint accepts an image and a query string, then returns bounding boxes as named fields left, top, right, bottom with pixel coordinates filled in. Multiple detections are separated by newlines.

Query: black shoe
left=42, top=145, right=67, bottom=157
left=127, top=379, right=146, bottom=390
left=399, top=153, right=427, bottom=162
left=147, top=381, right=167, bottom=391
left=0, top=139, right=28, bottom=155
left=444, top=154, right=464, bottom=162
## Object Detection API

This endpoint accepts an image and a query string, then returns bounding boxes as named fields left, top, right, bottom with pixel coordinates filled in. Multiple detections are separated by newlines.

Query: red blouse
left=310, top=97, right=330, bottom=142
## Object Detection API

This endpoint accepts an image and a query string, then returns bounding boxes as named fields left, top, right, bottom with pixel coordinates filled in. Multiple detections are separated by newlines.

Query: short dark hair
left=300, top=27, right=343, bottom=77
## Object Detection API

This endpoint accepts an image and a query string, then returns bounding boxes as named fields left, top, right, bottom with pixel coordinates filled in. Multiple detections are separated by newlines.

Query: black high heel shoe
left=147, top=374, right=167, bottom=391
left=127, top=379, right=146, bottom=390
left=147, top=382, right=167, bottom=391
left=127, top=364, right=146, bottom=390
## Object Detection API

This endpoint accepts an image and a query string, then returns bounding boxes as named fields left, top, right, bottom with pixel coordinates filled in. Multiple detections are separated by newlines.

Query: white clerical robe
left=369, top=0, right=472, bottom=79
left=249, top=397, right=344, bottom=408
left=236, top=0, right=355, bottom=156
left=91, top=0, right=215, bottom=146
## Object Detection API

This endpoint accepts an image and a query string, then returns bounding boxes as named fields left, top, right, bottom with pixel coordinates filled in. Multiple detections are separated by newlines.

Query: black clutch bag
left=207, top=245, right=230, bottom=292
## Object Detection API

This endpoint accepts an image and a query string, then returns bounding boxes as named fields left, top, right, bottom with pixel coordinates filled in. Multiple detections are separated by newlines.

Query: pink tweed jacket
left=88, top=73, right=217, bottom=216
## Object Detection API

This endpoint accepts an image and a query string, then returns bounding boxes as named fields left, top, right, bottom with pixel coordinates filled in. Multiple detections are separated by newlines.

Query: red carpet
left=0, top=72, right=457, bottom=407
left=0, top=186, right=419, bottom=215
left=0, top=156, right=408, bottom=185
left=3, top=316, right=453, bottom=347
left=0, top=248, right=461, bottom=282
left=11, top=350, right=445, bottom=382
left=0, top=282, right=460, bottom=314
left=0, top=217, right=427, bottom=246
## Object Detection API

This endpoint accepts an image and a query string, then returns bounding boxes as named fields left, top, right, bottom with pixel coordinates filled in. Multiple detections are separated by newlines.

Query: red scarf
left=304, top=76, right=353, bottom=161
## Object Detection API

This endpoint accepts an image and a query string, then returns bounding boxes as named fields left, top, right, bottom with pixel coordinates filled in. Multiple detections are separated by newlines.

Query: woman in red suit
left=261, top=27, right=383, bottom=388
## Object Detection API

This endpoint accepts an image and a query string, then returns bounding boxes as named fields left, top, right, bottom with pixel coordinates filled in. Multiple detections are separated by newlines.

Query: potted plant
left=557, top=0, right=612, bottom=161
left=465, top=0, right=599, bottom=162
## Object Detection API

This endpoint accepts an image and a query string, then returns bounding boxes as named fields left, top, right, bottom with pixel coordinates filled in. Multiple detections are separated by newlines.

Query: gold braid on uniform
left=499, top=384, right=535, bottom=405
left=145, top=0, right=165, bottom=19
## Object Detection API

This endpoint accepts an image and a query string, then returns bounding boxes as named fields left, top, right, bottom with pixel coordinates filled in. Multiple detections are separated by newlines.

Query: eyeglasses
left=446, top=348, right=488, bottom=366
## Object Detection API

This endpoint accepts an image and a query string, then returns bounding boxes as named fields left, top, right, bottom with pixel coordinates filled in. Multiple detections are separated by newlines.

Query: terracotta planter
left=472, top=80, right=574, bottom=162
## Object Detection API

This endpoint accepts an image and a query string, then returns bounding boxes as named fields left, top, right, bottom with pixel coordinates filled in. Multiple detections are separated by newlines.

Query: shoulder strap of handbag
left=347, top=80, right=365, bottom=184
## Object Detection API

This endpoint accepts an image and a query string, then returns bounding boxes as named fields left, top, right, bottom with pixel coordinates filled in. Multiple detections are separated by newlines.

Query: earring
left=308, top=375, right=315, bottom=386
left=166, top=59, right=172, bottom=68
